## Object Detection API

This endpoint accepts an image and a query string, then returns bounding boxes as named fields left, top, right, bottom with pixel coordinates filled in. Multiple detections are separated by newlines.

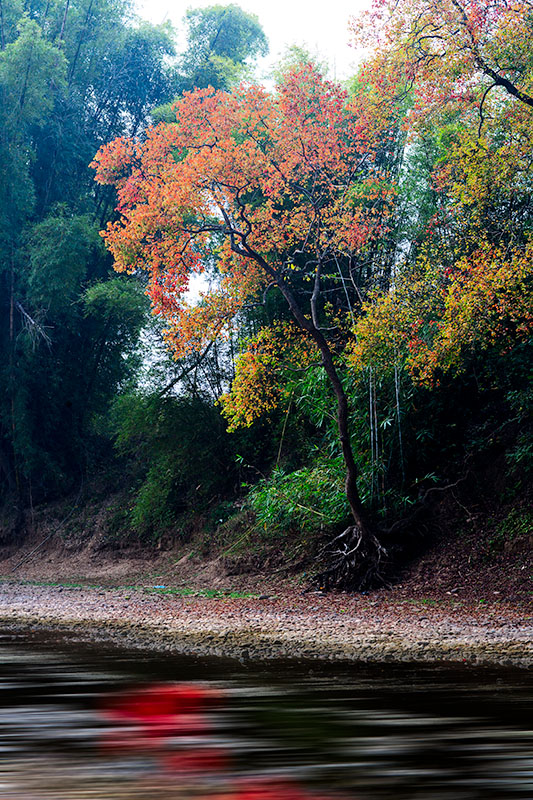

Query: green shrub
left=489, top=508, right=533, bottom=552
left=110, top=393, right=235, bottom=539
left=247, top=456, right=350, bottom=538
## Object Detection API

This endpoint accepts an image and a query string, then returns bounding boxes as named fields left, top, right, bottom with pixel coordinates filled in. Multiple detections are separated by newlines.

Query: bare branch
left=15, top=302, right=52, bottom=349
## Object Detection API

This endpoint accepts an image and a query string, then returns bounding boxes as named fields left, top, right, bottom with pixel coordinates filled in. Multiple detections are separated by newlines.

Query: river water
left=0, top=629, right=532, bottom=799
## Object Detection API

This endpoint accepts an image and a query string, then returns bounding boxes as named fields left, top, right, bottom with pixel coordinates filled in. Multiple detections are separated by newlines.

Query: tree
left=352, top=0, right=533, bottom=247
left=178, top=4, right=268, bottom=91
left=348, top=239, right=533, bottom=384
left=349, top=0, right=533, bottom=368
left=0, top=0, right=177, bottom=514
left=92, top=63, right=398, bottom=589
left=0, top=16, right=68, bottom=504
left=353, top=0, right=533, bottom=116
left=152, top=3, right=268, bottom=123
left=341, top=0, right=533, bottom=536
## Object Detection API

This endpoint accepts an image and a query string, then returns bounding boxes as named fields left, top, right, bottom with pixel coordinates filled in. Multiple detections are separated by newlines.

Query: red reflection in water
left=100, top=682, right=226, bottom=770
left=99, top=683, right=343, bottom=800
left=216, top=779, right=338, bottom=800
left=102, top=683, right=219, bottom=739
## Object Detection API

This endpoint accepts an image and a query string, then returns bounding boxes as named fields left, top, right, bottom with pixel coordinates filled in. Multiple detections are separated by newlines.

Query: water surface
left=0, top=629, right=532, bottom=799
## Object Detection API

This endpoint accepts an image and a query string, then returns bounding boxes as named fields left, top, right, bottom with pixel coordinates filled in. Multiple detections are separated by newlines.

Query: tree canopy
left=92, top=1, right=532, bottom=588
left=179, top=3, right=268, bottom=91
left=0, top=0, right=268, bottom=519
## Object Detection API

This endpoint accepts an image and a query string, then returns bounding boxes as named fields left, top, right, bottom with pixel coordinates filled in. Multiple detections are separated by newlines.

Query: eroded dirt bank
left=0, top=581, right=531, bottom=668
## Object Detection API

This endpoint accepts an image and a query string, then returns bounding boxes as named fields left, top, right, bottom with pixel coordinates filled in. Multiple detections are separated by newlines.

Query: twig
left=11, top=486, right=83, bottom=572
left=383, top=476, right=468, bottom=537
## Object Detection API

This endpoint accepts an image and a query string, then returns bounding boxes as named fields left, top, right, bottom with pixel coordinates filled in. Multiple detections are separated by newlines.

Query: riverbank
left=0, top=580, right=531, bottom=669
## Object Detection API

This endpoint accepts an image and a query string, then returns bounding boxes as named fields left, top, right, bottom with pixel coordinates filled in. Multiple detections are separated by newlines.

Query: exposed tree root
left=313, top=524, right=388, bottom=592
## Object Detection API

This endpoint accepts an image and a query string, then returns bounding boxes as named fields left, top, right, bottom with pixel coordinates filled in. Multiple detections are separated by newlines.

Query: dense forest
left=1, top=0, right=531, bottom=592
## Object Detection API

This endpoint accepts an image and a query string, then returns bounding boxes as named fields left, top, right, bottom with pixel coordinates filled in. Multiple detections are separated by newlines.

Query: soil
left=0, top=495, right=531, bottom=601
left=0, top=488, right=531, bottom=669
left=0, top=528, right=531, bottom=669
left=0, top=577, right=531, bottom=668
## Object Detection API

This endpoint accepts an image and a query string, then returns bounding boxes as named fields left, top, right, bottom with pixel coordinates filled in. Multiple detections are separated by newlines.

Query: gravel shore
left=0, top=581, right=532, bottom=668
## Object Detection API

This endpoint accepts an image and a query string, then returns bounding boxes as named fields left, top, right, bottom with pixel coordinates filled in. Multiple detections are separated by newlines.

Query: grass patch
left=141, top=586, right=259, bottom=599
left=487, top=508, right=533, bottom=553
left=0, top=577, right=258, bottom=600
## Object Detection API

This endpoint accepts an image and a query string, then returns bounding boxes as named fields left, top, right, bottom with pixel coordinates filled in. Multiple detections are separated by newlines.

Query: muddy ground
left=0, top=501, right=531, bottom=670
left=0, top=577, right=531, bottom=669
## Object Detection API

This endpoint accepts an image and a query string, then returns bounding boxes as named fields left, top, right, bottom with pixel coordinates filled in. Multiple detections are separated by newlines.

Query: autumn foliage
left=349, top=240, right=533, bottom=385
left=92, top=64, right=393, bottom=358
left=347, top=0, right=533, bottom=389
left=221, top=323, right=317, bottom=430
left=352, top=0, right=533, bottom=118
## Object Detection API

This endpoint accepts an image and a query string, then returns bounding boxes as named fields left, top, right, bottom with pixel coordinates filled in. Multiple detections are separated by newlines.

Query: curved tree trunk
left=233, top=243, right=387, bottom=592
left=274, top=278, right=387, bottom=591
left=311, top=337, right=387, bottom=591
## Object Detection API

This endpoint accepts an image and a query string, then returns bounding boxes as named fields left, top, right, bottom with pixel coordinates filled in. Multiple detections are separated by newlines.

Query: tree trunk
left=231, top=239, right=387, bottom=591
left=311, top=332, right=387, bottom=591
left=275, top=278, right=387, bottom=591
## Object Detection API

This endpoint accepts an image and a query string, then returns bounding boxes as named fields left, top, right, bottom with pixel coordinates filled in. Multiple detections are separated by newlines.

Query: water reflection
left=0, top=630, right=532, bottom=799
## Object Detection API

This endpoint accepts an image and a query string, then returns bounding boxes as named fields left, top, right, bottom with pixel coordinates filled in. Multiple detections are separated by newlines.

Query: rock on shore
left=0, top=581, right=531, bottom=668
